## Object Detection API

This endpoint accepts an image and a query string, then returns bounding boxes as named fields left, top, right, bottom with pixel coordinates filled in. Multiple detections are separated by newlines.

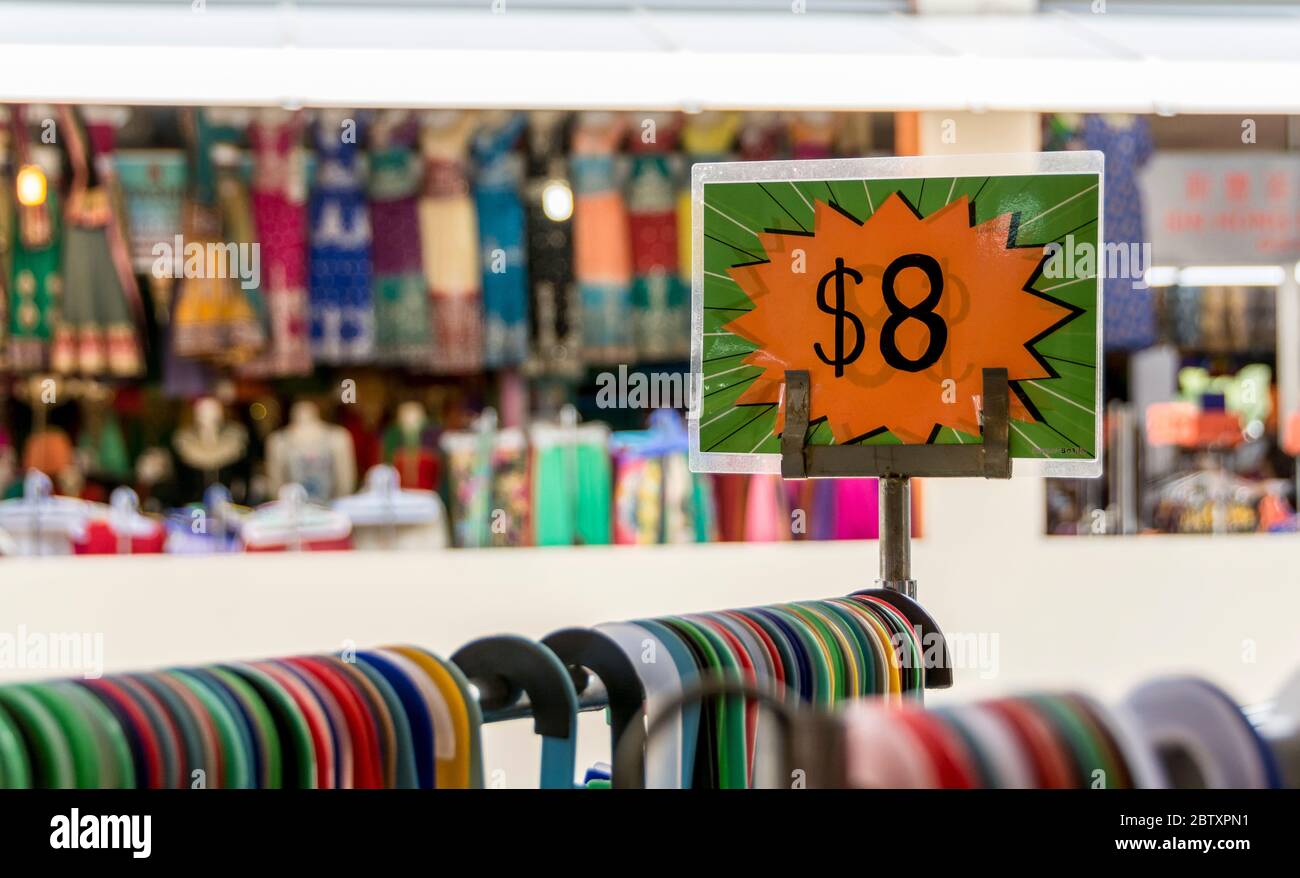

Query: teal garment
left=692, top=473, right=716, bottom=544
left=78, top=413, right=132, bottom=482
left=532, top=439, right=612, bottom=547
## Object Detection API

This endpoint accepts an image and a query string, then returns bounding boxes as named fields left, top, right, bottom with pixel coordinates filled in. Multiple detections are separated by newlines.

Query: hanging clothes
left=473, top=113, right=530, bottom=370
left=381, top=422, right=441, bottom=492
left=530, top=421, right=612, bottom=547
left=737, top=112, right=787, bottom=162
left=309, top=112, right=374, bottom=364
left=0, top=111, right=8, bottom=373
left=789, top=112, right=839, bottom=160
left=832, top=478, right=879, bottom=540
left=524, top=112, right=580, bottom=376
left=52, top=106, right=143, bottom=377
left=7, top=140, right=60, bottom=373
left=170, top=207, right=264, bottom=365
left=418, top=111, right=482, bottom=374
left=1082, top=114, right=1156, bottom=352
left=743, top=474, right=788, bottom=542
left=170, top=110, right=264, bottom=365
left=368, top=110, right=430, bottom=365
left=78, top=408, right=132, bottom=485
left=243, top=109, right=312, bottom=377
left=626, top=113, right=686, bottom=361
left=571, top=112, right=634, bottom=363
left=675, top=112, right=740, bottom=289
left=115, top=149, right=187, bottom=276
left=212, top=130, right=268, bottom=362
left=489, top=429, right=530, bottom=548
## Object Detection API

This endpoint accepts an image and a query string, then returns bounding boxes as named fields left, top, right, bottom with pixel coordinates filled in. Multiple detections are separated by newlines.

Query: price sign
left=689, top=153, right=1103, bottom=477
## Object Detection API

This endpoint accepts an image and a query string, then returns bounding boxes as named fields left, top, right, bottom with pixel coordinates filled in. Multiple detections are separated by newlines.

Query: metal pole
left=877, top=475, right=916, bottom=598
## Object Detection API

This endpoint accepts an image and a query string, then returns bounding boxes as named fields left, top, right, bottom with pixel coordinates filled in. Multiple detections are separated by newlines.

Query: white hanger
left=242, top=483, right=352, bottom=551
left=77, top=487, right=163, bottom=554
left=529, top=404, right=610, bottom=448
left=334, top=464, right=441, bottom=527
left=0, top=470, right=91, bottom=555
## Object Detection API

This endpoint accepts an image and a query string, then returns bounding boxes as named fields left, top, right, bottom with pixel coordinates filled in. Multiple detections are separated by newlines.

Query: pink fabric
left=833, top=478, right=879, bottom=540
left=743, top=474, right=785, bottom=542
left=245, top=116, right=311, bottom=376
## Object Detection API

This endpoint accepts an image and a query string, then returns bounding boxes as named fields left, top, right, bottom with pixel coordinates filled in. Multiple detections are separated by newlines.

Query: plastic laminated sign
left=689, top=152, right=1105, bottom=478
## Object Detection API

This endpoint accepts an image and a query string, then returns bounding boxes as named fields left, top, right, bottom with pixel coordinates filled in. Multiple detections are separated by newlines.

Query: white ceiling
left=1, top=2, right=1298, bottom=112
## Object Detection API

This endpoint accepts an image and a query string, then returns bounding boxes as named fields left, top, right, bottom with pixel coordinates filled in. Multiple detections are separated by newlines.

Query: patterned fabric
left=8, top=186, right=59, bottom=373
left=473, top=113, right=529, bottom=369
left=243, top=110, right=311, bottom=376
left=368, top=111, right=429, bottom=364
left=738, top=114, right=787, bottom=162
left=309, top=113, right=374, bottom=363
left=789, top=112, right=837, bottom=160
left=676, top=112, right=740, bottom=284
left=626, top=151, right=687, bottom=360
left=171, top=203, right=263, bottom=364
left=419, top=111, right=482, bottom=373
left=53, top=108, right=143, bottom=376
left=489, top=433, right=530, bottom=547
left=572, top=112, right=633, bottom=363
left=1082, top=115, right=1156, bottom=352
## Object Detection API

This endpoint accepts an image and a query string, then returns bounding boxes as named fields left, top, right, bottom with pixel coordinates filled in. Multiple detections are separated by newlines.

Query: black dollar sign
left=813, top=257, right=866, bottom=378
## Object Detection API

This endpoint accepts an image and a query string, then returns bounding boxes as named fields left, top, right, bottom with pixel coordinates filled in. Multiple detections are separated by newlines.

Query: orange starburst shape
left=724, top=193, right=1077, bottom=444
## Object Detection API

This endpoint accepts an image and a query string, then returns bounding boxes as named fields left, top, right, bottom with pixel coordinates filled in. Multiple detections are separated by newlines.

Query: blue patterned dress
left=472, top=114, right=530, bottom=369
left=309, top=114, right=374, bottom=363
left=1082, top=115, right=1156, bottom=352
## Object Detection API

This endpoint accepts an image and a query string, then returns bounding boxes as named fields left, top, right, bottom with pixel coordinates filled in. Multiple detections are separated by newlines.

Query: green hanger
left=801, top=602, right=868, bottom=700
left=783, top=605, right=848, bottom=703
left=210, top=667, right=282, bottom=789
left=838, top=598, right=903, bottom=695
left=0, top=701, right=33, bottom=788
left=1062, top=693, right=1133, bottom=788
left=818, top=600, right=879, bottom=697
left=661, top=617, right=746, bottom=789
left=22, top=684, right=100, bottom=789
left=685, top=616, right=752, bottom=789
left=223, top=664, right=316, bottom=788
left=188, top=668, right=260, bottom=789
left=848, top=595, right=920, bottom=695
left=169, top=670, right=252, bottom=789
left=765, top=606, right=832, bottom=707
left=53, top=682, right=135, bottom=789
left=1028, top=695, right=1113, bottom=789
left=0, top=686, right=75, bottom=788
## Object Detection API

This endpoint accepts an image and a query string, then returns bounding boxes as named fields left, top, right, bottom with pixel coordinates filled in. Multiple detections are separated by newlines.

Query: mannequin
left=382, top=400, right=439, bottom=491
left=265, top=400, right=356, bottom=502
left=172, top=395, right=250, bottom=502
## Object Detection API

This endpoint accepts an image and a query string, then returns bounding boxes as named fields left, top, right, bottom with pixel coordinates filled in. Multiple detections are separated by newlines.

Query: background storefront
left=2, top=0, right=1300, bottom=791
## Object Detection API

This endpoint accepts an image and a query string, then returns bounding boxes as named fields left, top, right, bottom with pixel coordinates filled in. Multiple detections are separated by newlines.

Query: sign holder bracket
left=780, top=367, right=1014, bottom=599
